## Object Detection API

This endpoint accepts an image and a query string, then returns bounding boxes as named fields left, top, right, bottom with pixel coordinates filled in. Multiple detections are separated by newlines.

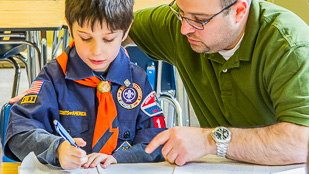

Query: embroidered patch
left=59, top=110, right=86, bottom=116
left=21, top=95, right=37, bottom=104
left=115, top=141, right=132, bottom=151
left=117, top=83, right=142, bottom=109
left=21, top=80, right=44, bottom=104
left=141, top=91, right=163, bottom=117
left=153, top=116, right=166, bottom=128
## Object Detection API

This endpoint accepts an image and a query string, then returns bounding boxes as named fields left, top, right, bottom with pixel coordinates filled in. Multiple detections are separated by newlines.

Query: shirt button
left=123, top=131, right=130, bottom=138
left=222, top=69, right=228, bottom=73
left=67, top=129, right=71, bottom=134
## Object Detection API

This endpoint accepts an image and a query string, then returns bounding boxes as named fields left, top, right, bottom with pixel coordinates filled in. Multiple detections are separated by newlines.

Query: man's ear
left=65, top=17, right=73, bottom=38
left=234, top=0, right=248, bottom=23
left=122, top=20, right=134, bottom=42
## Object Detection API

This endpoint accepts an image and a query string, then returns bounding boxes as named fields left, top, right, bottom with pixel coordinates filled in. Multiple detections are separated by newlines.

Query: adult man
left=126, top=0, right=309, bottom=166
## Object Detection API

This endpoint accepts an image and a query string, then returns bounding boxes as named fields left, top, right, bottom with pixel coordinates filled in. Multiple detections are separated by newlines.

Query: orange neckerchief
left=56, top=42, right=119, bottom=155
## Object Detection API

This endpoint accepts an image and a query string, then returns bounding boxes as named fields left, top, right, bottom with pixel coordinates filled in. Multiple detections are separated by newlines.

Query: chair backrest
left=125, top=45, right=177, bottom=96
left=0, top=103, right=17, bottom=162
left=0, top=31, right=27, bottom=59
left=125, top=46, right=183, bottom=127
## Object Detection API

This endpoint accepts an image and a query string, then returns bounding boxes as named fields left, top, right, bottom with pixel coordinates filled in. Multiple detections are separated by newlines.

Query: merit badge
left=97, top=81, right=110, bottom=93
left=21, top=80, right=45, bottom=104
left=117, top=83, right=142, bottom=109
left=141, top=91, right=163, bottom=117
left=115, top=141, right=132, bottom=152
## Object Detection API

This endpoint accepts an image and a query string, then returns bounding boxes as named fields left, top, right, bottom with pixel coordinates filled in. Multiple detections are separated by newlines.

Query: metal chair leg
left=13, top=54, right=30, bottom=88
left=158, top=93, right=183, bottom=127
left=1, top=58, right=21, bottom=98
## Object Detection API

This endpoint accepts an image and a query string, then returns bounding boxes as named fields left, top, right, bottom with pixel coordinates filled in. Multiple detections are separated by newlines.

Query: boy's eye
left=104, top=39, right=114, bottom=42
left=81, top=37, right=91, bottom=42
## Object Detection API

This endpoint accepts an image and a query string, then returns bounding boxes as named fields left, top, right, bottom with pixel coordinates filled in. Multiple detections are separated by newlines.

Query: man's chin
left=190, top=44, right=210, bottom=54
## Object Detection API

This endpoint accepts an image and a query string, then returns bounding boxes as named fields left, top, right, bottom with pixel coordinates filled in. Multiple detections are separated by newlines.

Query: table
left=1, top=155, right=306, bottom=174
left=1, top=162, right=20, bottom=174
left=0, top=0, right=66, bottom=84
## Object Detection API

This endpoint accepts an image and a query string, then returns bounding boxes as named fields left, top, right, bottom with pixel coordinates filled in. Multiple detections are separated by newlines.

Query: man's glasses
left=169, top=0, right=239, bottom=30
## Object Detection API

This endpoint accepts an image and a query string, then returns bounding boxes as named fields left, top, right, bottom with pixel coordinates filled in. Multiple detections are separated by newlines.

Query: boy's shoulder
left=36, top=58, right=65, bottom=81
left=128, top=61, right=148, bottom=80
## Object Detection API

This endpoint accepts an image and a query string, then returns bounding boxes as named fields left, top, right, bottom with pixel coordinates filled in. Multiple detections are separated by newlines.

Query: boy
left=4, top=0, right=166, bottom=170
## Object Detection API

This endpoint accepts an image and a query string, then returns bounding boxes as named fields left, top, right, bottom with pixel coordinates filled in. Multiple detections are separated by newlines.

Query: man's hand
left=57, top=138, right=88, bottom=170
left=9, top=90, right=29, bottom=104
left=145, top=126, right=216, bottom=166
left=82, top=153, right=117, bottom=169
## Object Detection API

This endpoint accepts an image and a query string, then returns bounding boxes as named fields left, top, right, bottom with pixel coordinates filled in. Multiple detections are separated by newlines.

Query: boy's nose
left=90, top=42, right=102, bottom=56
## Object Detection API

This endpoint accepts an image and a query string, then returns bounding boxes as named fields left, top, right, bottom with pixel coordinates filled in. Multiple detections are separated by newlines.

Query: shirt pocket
left=117, top=120, right=136, bottom=146
left=60, top=116, right=89, bottom=138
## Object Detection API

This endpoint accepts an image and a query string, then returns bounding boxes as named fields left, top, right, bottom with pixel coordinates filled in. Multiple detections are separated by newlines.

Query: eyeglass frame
left=169, top=0, right=240, bottom=30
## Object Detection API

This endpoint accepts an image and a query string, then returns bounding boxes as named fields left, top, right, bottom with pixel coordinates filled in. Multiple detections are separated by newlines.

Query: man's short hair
left=65, top=0, right=134, bottom=33
left=220, top=0, right=251, bottom=15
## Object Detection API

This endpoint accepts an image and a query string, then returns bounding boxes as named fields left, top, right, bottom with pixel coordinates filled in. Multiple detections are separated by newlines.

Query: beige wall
left=267, top=0, right=309, bottom=25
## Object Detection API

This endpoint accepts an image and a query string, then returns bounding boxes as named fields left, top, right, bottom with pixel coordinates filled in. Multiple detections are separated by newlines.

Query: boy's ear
left=65, top=17, right=73, bottom=38
left=122, top=20, right=134, bottom=42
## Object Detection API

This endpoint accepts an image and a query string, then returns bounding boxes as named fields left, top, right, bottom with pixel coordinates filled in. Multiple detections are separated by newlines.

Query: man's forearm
left=227, top=122, right=309, bottom=165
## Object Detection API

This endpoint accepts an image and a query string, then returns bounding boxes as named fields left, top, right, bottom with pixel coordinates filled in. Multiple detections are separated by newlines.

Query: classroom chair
left=0, top=31, right=41, bottom=97
left=125, top=45, right=183, bottom=128
left=0, top=103, right=18, bottom=162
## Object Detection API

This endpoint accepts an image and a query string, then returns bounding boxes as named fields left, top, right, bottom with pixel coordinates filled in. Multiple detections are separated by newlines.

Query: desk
left=1, top=162, right=20, bottom=174
left=0, top=1, right=64, bottom=30
left=0, top=0, right=66, bottom=84
left=1, top=155, right=305, bottom=174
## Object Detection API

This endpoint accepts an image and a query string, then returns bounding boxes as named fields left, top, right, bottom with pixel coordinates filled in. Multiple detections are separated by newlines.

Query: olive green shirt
left=129, top=0, right=309, bottom=128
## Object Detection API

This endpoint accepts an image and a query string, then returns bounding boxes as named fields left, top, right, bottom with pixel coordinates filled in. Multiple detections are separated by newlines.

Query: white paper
left=174, top=163, right=269, bottom=174
left=18, top=152, right=306, bottom=174
left=97, top=162, right=174, bottom=174
left=272, top=167, right=306, bottom=174
left=18, top=152, right=174, bottom=174
left=173, top=155, right=307, bottom=174
left=19, top=152, right=100, bottom=174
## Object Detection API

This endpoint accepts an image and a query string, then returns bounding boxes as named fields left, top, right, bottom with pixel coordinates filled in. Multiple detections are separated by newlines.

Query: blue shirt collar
left=65, top=46, right=133, bottom=87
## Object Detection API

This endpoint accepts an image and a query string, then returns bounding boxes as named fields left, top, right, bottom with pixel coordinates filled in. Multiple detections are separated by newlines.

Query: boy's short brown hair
left=65, top=0, right=134, bottom=34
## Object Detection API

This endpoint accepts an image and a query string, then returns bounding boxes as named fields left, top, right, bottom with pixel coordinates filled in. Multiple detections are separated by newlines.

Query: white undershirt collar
left=218, top=33, right=245, bottom=61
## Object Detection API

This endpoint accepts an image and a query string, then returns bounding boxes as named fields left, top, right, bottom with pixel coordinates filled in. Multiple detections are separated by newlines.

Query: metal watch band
left=216, top=142, right=229, bottom=157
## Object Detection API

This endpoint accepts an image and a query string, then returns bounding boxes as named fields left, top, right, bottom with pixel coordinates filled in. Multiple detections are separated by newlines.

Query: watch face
left=215, top=127, right=230, bottom=140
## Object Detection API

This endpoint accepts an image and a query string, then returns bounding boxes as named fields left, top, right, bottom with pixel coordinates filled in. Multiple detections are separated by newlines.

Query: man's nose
left=180, top=19, right=196, bottom=35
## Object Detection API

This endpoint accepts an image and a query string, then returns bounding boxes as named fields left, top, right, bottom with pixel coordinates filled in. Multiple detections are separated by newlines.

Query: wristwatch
left=211, top=127, right=232, bottom=157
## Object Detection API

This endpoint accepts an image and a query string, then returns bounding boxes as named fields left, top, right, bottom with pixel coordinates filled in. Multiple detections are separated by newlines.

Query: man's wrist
left=211, top=127, right=232, bottom=157
left=203, top=128, right=217, bottom=155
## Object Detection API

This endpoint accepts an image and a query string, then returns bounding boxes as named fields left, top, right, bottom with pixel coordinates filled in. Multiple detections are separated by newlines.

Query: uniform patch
left=117, top=83, right=142, bottom=109
left=27, top=80, right=44, bottom=95
left=115, top=141, right=132, bottom=151
left=59, top=110, right=86, bottom=116
left=153, top=116, right=166, bottom=128
left=141, top=91, right=163, bottom=117
left=21, top=80, right=44, bottom=104
left=21, top=95, right=37, bottom=104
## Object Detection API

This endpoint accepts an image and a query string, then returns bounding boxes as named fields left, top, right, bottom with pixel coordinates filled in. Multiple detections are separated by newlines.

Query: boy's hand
left=82, top=153, right=117, bottom=169
left=57, top=138, right=88, bottom=170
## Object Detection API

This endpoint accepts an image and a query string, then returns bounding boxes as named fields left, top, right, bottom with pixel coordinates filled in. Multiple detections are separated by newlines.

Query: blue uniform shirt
left=5, top=45, right=166, bottom=164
